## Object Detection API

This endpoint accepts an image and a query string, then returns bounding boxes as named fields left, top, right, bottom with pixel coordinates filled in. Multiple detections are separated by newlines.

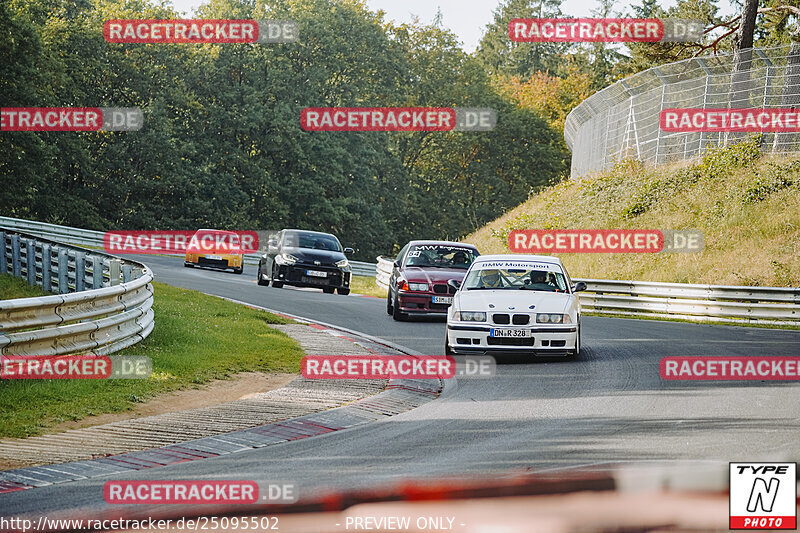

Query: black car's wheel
left=257, top=266, right=269, bottom=286
left=323, top=287, right=335, bottom=294
left=392, top=293, right=407, bottom=321
left=337, top=288, right=350, bottom=295
left=386, top=290, right=393, bottom=315
left=271, top=264, right=284, bottom=288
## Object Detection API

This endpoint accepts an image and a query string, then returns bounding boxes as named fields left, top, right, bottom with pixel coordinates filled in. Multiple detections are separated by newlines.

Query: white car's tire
left=567, top=322, right=581, bottom=360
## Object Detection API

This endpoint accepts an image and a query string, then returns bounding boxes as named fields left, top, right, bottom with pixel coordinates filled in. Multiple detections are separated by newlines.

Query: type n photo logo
left=730, top=463, right=796, bottom=529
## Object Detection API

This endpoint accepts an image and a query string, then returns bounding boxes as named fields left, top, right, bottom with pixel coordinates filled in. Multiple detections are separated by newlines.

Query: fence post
left=774, top=43, right=800, bottom=151
left=25, top=239, right=36, bottom=286
left=696, top=58, right=712, bottom=153
left=122, top=264, right=132, bottom=283
left=58, top=248, right=69, bottom=294
left=653, top=68, right=668, bottom=165
left=0, top=231, right=6, bottom=274
left=75, top=252, right=86, bottom=292
left=755, top=49, right=775, bottom=152
left=42, top=244, right=52, bottom=292
left=92, top=256, right=103, bottom=289
left=109, top=260, right=121, bottom=286
left=11, top=234, right=21, bottom=278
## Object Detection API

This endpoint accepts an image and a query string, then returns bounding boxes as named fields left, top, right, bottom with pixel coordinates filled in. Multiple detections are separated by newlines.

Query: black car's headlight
left=277, top=252, right=299, bottom=265
left=335, top=259, right=349, bottom=268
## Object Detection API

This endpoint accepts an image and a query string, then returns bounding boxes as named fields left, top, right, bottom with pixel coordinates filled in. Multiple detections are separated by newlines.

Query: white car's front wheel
left=568, top=322, right=581, bottom=360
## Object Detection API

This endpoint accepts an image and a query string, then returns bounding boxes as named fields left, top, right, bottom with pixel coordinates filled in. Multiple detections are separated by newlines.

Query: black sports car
left=257, top=229, right=354, bottom=294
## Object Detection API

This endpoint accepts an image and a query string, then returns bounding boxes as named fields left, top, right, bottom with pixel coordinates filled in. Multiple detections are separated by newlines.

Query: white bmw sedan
left=445, top=255, right=586, bottom=358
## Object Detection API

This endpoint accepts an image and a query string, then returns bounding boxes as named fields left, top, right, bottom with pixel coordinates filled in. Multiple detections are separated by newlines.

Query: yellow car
left=183, top=229, right=245, bottom=274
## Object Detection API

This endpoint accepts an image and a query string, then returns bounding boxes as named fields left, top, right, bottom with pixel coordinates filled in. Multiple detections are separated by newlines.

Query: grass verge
left=0, top=274, right=51, bottom=299
left=0, top=281, right=303, bottom=438
left=350, top=274, right=387, bottom=298
left=466, top=138, right=800, bottom=287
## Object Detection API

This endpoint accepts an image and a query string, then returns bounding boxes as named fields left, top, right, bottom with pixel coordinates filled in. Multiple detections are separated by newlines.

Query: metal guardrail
left=0, top=216, right=377, bottom=276
left=376, top=256, right=393, bottom=290
left=0, top=229, right=154, bottom=355
left=4, top=217, right=796, bottom=326
left=375, top=257, right=800, bottom=326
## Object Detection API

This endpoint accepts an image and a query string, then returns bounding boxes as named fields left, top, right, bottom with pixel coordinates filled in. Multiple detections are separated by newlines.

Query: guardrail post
left=58, top=248, right=69, bottom=294
left=11, top=235, right=21, bottom=277
left=0, top=231, right=6, bottom=274
left=109, top=260, right=121, bottom=286
left=122, top=264, right=132, bottom=283
left=42, top=244, right=52, bottom=292
left=75, top=252, right=86, bottom=292
left=92, top=256, right=103, bottom=289
left=25, top=239, right=36, bottom=286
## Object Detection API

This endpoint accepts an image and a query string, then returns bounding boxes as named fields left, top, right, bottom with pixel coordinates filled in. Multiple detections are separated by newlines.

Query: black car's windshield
left=404, top=245, right=478, bottom=269
left=284, top=231, right=342, bottom=252
left=463, top=264, right=568, bottom=291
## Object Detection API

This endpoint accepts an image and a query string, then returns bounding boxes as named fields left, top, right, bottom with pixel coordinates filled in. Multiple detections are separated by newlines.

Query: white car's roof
left=473, top=254, right=564, bottom=266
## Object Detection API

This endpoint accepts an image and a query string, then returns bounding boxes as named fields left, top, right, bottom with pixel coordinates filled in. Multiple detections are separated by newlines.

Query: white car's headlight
left=455, top=311, right=486, bottom=322
left=336, top=259, right=350, bottom=268
left=536, top=313, right=571, bottom=324
left=278, top=252, right=299, bottom=265
left=408, top=282, right=428, bottom=291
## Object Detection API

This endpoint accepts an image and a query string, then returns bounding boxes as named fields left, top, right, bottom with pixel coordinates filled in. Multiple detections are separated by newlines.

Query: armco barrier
left=0, top=229, right=154, bottom=355
left=4, top=217, right=797, bottom=326
left=375, top=257, right=800, bottom=326
left=0, top=216, right=377, bottom=276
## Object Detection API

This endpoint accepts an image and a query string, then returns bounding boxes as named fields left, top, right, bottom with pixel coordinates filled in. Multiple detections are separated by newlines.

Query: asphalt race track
left=2, top=256, right=800, bottom=518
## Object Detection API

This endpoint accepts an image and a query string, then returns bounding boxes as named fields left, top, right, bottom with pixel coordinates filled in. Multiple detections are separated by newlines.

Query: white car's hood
left=455, top=289, right=571, bottom=313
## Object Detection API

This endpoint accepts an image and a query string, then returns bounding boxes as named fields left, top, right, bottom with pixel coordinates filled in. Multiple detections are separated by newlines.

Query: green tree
left=477, top=0, right=570, bottom=78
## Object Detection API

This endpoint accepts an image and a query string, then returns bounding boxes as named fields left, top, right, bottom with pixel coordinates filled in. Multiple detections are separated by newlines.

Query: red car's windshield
left=405, top=245, right=478, bottom=269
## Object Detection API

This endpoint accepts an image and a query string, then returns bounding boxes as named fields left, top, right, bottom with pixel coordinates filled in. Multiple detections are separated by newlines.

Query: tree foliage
left=1, top=0, right=567, bottom=258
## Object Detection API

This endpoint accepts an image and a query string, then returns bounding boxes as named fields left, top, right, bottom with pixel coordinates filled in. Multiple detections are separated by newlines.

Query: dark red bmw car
left=386, top=240, right=480, bottom=321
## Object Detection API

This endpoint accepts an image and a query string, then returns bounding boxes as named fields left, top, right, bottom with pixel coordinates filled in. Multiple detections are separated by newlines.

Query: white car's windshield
left=463, top=264, right=569, bottom=292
